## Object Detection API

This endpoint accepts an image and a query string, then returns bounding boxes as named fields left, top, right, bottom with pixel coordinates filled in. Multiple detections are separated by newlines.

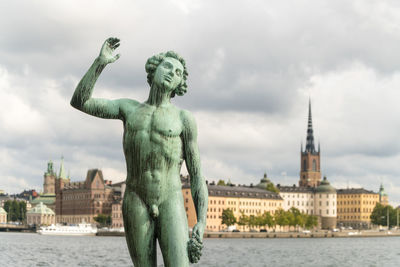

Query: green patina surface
left=27, top=202, right=55, bottom=215
left=31, top=194, right=56, bottom=206
left=71, top=38, right=208, bottom=266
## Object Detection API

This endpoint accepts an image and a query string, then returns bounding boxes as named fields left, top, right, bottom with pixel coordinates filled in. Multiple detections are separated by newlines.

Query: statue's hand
left=192, top=221, right=205, bottom=242
left=99, top=37, right=120, bottom=64
left=187, top=222, right=205, bottom=263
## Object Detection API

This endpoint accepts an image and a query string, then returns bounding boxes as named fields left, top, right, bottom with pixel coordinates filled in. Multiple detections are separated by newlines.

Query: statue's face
left=153, top=57, right=184, bottom=92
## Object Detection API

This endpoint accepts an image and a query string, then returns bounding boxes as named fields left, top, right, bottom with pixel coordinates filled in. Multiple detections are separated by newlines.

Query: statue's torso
left=122, top=102, right=184, bottom=205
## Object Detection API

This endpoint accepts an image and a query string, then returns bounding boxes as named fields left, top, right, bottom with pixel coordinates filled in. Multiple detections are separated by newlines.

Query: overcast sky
left=1, top=0, right=400, bottom=206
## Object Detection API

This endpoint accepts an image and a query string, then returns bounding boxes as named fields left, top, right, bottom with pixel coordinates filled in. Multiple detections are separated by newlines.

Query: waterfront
left=1, top=233, right=400, bottom=266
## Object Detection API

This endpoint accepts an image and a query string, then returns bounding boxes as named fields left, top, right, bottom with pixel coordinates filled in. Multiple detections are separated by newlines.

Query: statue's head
left=145, top=51, right=188, bottom=97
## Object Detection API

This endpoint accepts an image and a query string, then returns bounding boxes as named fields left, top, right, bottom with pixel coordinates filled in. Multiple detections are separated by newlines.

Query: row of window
left=338, top=215, right=368, bottom=220
left=338, top=200, right=377, bottom=205
left=206, top=199, right=280, bottom=207
left=338, top=207, right=374, bottom=213
left=63, top=193, right=107, bottom=200
left=339, top=194, right=377, bottom=199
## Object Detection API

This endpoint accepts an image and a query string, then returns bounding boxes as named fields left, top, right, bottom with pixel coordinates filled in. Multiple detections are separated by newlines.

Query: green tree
left=371, top=203, right=397, bottom=227
left=217, top=180, right=226, bottom=186
left=274, top=209, right=289, bottom=230
left=4, top=200, right=26, bottom=222
left=263, top=211, right=275, bottom=229
left=266, top=183, right=279, bottom=193
left=254, top=213, right=266, bottom=229
left=94, top=214, right=111, bottom=227
left=19, top=201, right=26, bottom=222
left=221, top=209, right=236, bottom=227
left=288, top=207, right=305, bottom=231
left=238, top=212, right=248, bottom=231
left=305, top=215, right=318, bottom=229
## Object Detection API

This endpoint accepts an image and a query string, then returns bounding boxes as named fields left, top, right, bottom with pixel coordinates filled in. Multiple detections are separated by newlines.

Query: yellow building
left=183, top=182, right=283, bottom=232
left=337, top=188, right=379, bottom=229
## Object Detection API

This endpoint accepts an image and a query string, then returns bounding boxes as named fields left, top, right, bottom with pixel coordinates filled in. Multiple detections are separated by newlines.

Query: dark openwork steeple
left=305, top=99, right=317, bottom=154
left=299, top=99, right=321, bottom=188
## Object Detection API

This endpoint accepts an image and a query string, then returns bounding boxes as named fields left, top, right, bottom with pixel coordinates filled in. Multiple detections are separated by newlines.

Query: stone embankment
left=97, top=229, right=400, bottom=238
left=204, top=230, right=400, bottom=238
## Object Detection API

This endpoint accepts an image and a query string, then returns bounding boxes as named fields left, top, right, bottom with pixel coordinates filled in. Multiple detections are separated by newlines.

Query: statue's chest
left=125, top=106, right=182, bottom=141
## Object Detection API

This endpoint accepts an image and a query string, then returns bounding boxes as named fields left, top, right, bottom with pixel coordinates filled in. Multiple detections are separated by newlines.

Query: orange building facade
left=183, top=183, right=283, bottom=232
left=336, top=188, right=380, bottom=229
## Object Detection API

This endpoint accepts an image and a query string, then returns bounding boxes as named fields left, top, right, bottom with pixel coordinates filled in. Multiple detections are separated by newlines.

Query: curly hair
left=145, top=51, right=188, bottom=97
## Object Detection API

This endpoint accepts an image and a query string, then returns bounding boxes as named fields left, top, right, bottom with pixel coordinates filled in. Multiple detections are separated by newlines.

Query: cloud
left=0, top=0, right=400, bottom=206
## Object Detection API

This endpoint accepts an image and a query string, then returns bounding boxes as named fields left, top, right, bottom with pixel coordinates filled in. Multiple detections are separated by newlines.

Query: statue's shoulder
left=118, top=98, right=141, bottom=111
left=179, top=109, right=197, bottom=132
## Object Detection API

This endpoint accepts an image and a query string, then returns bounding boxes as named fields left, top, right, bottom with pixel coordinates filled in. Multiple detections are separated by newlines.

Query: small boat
left=38, top=223, right=97, bottom=236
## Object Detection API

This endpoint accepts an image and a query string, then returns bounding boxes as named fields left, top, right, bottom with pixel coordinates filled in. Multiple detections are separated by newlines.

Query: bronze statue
left=71, top=37, right=208, bottom=266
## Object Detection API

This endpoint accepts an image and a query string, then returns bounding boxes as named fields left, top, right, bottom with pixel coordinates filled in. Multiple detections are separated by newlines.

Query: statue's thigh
left=157, top=192, right=189, bottom=267
left=123, top=191, right=156, bottom=267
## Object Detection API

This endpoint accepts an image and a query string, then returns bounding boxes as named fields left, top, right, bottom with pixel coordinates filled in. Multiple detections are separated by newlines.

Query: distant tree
left=19, top=201, right=26, bottom=222
left=266, top=183, right=280, bottom=193
left=371, top=203, right=397, bottom=227
left=254, top=213, right=264, bottom=229
left=274, top=209, right=289, bottom=229
left=263, top=211, right=275, bottom=229
left=221, top=209, right=236, bottom=227
left=4, top=200, right=26, bottom=222
left=94, top=214, right=111, bottom=227
left=217, top=180, right=226, bottom=186
left=238, top=212, right=248, bottom=231
left=305, top=215, right=318, bottom=229
left=288, top=207, right=304, bottom=231
left=248, top=215, right=257, bottom=230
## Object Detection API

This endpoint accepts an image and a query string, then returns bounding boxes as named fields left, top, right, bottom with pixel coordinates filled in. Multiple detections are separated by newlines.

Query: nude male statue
left=71, top=37, right=208, bottom=266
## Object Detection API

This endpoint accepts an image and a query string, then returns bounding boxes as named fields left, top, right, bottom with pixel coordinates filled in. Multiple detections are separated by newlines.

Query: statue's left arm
left=181, top=110, right=208, bottom=252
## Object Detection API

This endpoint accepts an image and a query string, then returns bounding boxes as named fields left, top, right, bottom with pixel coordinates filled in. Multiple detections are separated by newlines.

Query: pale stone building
left=314, top=178, right=337, bottom=229
left=27, top=202, right=55, bottom=226
left=0, top=207, right=7, bottom=223
left=278, top=177, right=337, bottom=229
left=183, top=179, right=283, bottom=232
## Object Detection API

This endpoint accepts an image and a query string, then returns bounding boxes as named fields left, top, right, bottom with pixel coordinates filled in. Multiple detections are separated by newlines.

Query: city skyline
left=1, top=1, right=400, bottom=207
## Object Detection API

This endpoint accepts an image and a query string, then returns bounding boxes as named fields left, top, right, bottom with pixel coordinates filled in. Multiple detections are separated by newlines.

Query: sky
left=1, top=0, right=400, bottom=206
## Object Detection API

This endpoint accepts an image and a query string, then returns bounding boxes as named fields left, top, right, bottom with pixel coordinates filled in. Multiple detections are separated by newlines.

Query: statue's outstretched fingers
left=111, top=43, right=120, bottom=50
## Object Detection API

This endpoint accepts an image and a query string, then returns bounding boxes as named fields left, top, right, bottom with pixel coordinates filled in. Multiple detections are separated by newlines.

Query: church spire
left=59, top=156, right=67, bottom=179
left=305, top=99, right=316, bottom=153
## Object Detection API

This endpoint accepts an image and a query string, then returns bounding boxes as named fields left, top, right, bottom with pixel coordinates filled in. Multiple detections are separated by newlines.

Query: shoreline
left=203, top=230, right=400, bottom=238
left=96, top=230, right=400, bottom=238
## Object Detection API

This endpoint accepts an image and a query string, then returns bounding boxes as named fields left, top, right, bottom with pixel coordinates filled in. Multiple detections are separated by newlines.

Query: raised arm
left=70, top=37, right=122, bottom=119
left=181, top=110, right=208, bottom=263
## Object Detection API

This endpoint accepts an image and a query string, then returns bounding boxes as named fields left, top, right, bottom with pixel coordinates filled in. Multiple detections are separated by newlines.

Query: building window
left=312, top=159, right=316, bottom=171
left=303, top=159, right=307, bottom=170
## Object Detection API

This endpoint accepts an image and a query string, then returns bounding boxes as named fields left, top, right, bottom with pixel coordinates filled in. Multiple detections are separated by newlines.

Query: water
left=1, top=233, right=400, bottom=266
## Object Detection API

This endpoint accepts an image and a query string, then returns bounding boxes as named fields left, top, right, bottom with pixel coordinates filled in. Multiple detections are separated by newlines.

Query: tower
left=299, top=99, right=321, bottom=187
left=378, top=183, right=389, bottom=206
left=43, top=160, right=56, bottom=194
